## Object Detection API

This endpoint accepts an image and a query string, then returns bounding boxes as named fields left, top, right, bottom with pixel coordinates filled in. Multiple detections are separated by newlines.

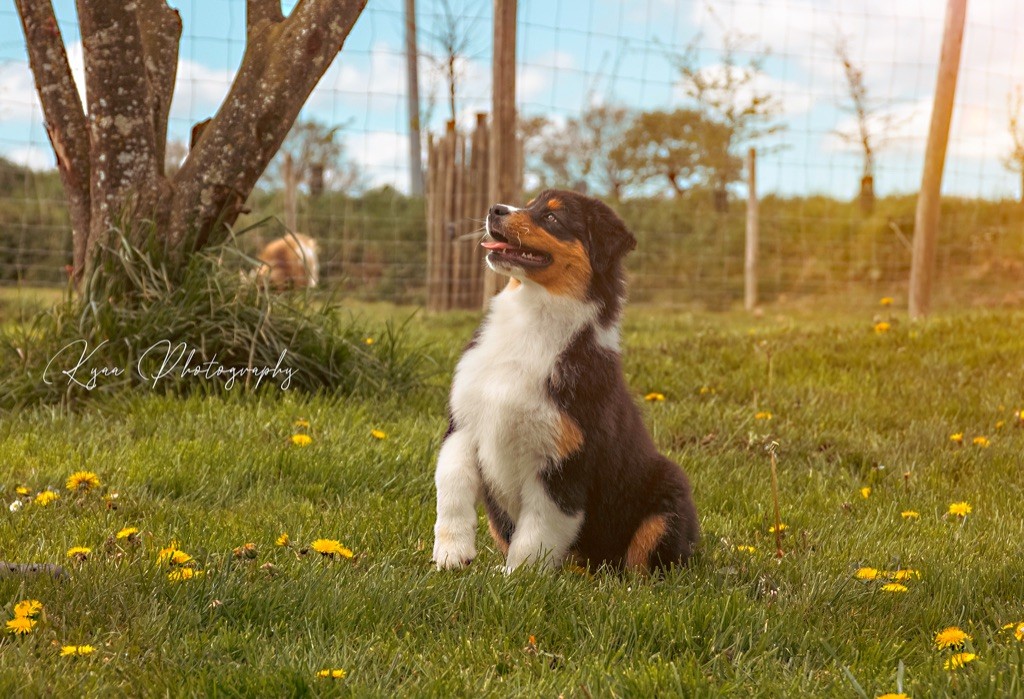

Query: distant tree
left=611, top=109, right=739, bottom=197
left=672, top=18, right=783, bottom=210
left=1004, top=86, right=1024, bottom=204
left=264, top=119, right=361, bottom=231
left=522, top=105, right=632, bottom=198
left=833, top=34, right=904, bottom=214
left=13, top=0, right=366, bottom=288
left=423, top=0, right=484, bottom=126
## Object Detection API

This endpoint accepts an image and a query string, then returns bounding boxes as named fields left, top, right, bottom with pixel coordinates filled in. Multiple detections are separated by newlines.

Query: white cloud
left=346, top=130, right=408, bottom=191
left=7, top=145, right=55, bottom=171
left=0, top=59, right=43, bottom=122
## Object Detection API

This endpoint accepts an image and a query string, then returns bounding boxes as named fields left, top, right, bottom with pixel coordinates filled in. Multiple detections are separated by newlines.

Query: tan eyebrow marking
left=546, top=198, right=561, bottom=210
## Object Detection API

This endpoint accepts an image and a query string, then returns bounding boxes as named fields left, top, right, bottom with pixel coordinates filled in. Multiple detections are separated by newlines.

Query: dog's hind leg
left=433, top=430, right=481, bottom=570
left=503, top=476, right=583, bottom=573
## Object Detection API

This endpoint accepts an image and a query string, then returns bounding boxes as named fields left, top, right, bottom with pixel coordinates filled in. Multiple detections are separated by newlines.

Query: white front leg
left=504, top=476, right=583, bottom=573
left=432, top=431, right=480, bottom=570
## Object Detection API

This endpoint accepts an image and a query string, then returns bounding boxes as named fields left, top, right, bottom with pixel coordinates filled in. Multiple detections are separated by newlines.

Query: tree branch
left=76, top=0, right=162, bottom=265
left=171, top=0, right=367, bottom=250
left=137, top=0, right=182, bottom=173
left=14, top=0, right=91, bottom=283
left=247, top=0, right=284, bottom=41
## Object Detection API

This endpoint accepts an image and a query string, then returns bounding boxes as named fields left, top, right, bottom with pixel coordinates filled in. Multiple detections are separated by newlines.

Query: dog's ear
left=587, top=202, right=637, bottom=271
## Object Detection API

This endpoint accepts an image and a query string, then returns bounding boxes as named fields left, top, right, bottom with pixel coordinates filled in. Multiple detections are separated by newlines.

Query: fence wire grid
left=0, top=0, right=1022, bottom=309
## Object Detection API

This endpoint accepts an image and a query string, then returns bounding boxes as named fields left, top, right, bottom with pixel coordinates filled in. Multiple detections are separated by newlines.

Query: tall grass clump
left=0, top=227, right=428, bottom=408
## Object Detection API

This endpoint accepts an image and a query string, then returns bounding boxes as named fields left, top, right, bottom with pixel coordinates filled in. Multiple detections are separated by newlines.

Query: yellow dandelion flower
left=15, top=486, right=30, bottom=496
left=900, top=510, right=920, bottom=520
left=949, top=432, right=963, bottom=444
left=996, top=420, right=1005, bottom=430
left=311, top=539, right=354, bottom=559
left=768, top=522, right=787, bottom=534
left=13, top=600, right=42, bottom=618
left=275, top=533, right=290, bottom=547
left=317, top=668, right=348, bottom=679
left=293, top=419, right=310, bottom=429
left=855, top=567, right=880, bottom=581
left=972, top=436, right=990, bottom=448
left=1000, top=622, right=1024, bottom=641
left=876, top=693, right=908, bottom=699
left=879, top=297, right=894, bottom=306
left=66, top=546, right=91, bottom=560
left=60, top=644, right=96, bottom=656
left=755, top=411, right=773, bottom=421
left=116, top=527, right=139, bottom=540
left=169, top=550, right=192, bottom=565
left=157, top=543, right=192, bottom=565
left=934, top=626, right=971, bottom=650
left=735, top=545, right=756, bottom=554
left=290, top=434, right=313, bottom=447
left=34, top=490, right=59, bottom=506
left=370, top=429, right=387, bottom=440
left=6, top=617, right=36, bottom=635
left=948, top=501, right=972, bottom=517
left=167, top=568, right=203, bottom=582
left=944, top=652, right=977, bottom=670
left=65, top=471, right=100, bottom=491
left=644, top=392, right=665, bottom=402
left=874, top=321, right=891, bottom=334
left=890, top=569, right=920, bottom=582
left=860, top=487, right=871, bottom=499
left=699, top=386, right=715, bottom=395
left=881, top=583, right=908, bottom=593
left=364, top=337, right=375, bottom=345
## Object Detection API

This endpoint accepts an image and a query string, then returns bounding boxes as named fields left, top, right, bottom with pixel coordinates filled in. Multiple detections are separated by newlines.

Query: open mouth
left=480, top=241, right=552, bottom=269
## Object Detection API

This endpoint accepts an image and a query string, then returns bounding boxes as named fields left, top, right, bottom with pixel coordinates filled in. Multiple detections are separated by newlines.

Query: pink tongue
left=480, top=241, right=512, bottom=251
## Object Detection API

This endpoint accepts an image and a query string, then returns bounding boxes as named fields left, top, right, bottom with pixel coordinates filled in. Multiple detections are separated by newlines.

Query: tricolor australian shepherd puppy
left=432, top=189, right=699, bottom=574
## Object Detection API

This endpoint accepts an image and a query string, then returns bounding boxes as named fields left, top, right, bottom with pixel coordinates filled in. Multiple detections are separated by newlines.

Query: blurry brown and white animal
left=256, top=233, right=320, bottom=290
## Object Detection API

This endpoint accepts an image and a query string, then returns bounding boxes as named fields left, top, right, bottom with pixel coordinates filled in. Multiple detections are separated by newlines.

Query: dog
left=256, top=233, right=319, bottom=290
left=432, top=189, right=699, bottom=573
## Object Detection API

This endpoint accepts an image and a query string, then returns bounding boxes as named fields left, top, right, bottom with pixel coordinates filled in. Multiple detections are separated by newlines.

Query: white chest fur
left=450, top=285, right=597, bottom=519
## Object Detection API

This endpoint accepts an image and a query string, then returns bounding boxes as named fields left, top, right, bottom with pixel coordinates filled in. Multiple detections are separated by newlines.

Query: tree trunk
left=859, top=174, right=875, bottom=215
left=15, top=0, right=92, bottom=285
left=667, top=172, right=683, bottom=197
left=714, top=183, right=729, bottom=213
left=15, top=0, right=367, bottom=288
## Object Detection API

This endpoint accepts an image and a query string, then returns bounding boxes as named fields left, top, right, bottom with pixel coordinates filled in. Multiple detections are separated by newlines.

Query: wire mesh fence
left=1, top=0, right=1022, bottom=309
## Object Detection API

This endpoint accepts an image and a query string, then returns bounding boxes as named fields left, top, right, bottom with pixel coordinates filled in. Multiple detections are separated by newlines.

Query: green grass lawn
left=2, top=300, right=1024, bottom=697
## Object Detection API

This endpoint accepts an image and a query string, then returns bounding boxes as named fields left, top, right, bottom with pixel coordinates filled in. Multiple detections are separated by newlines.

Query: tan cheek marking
left=528, top=238, right=592, bottom=299
left=487, top=518, right=510, bottom=556
left=554, top=412, right=583, bottom=458
left=502, top=213, right=593, bottom=299
left=626, top=515, right=668, bottom=570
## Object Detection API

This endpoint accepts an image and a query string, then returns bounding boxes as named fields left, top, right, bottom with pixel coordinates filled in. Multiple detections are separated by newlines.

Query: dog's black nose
left=489, top=204, right=510, bottom=217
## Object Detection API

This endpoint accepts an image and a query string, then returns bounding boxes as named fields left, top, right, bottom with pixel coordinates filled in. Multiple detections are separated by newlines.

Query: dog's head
left=482, top=190, right=636, bottom=305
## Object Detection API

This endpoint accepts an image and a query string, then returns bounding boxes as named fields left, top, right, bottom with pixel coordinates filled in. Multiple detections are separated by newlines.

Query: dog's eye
left=545, top=213, right=557, bottom=223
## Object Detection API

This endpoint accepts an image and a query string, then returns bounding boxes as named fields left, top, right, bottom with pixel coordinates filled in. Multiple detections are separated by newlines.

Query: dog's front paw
left=432, top=528, right=476, bottom=571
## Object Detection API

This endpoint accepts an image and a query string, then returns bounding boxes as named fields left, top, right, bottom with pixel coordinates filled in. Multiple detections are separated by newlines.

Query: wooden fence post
left=484, top=0, right=519, bottom=305
left=745, top=147, right=759, bottom=312
left=908, top=0, right=968, bottom=319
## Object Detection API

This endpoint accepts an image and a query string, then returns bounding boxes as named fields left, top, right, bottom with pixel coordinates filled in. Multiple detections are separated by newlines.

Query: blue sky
left=1, top=0, right=1023, bottom=199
